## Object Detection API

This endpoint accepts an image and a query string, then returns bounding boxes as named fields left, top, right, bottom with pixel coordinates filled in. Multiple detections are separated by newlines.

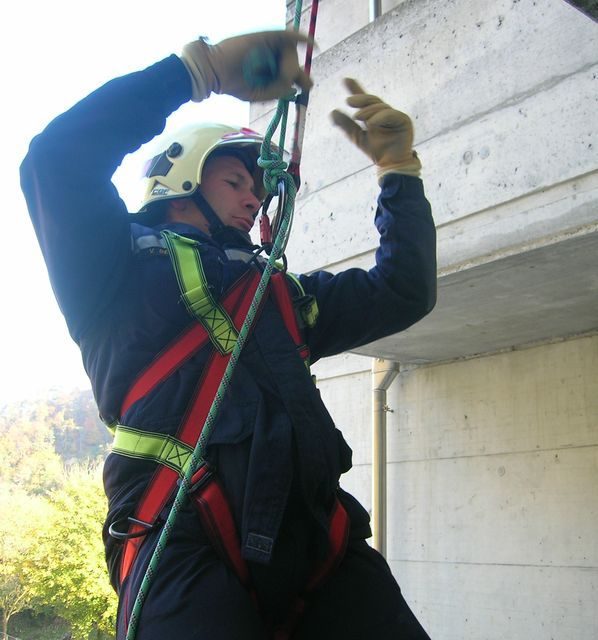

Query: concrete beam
left=562, top=0, right=598, bottom=21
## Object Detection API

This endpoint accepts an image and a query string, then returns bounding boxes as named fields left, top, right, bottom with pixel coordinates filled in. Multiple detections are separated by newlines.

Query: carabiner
left=270, top=179, right=293, bottom=258
left=259, top=179, right=290, bottom=256
left=108, top=516, right=159, bottom=540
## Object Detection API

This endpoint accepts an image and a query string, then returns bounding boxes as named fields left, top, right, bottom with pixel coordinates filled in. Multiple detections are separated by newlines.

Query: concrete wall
left=251, top=0, right=598, bottom=637
left=253, top=0, right=597, bottom=281
left=315, top=335, right=598, bottom=638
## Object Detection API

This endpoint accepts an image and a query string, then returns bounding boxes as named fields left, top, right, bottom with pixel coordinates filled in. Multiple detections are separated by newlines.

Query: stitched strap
left=112, top=425, right=194, bottom=476
left=120, top=270, right=251, bottom=418
left=161, top=230, right=238, bottom=354
left=118, top=270, right=262, bottom=586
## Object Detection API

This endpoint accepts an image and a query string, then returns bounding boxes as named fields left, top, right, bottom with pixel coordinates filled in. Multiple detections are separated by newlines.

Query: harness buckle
left=108, top=516, right=159, bottom=540
left=186, top=462, right=215, bottom=495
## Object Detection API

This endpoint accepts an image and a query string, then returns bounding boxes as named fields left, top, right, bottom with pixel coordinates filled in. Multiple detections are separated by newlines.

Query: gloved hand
left=181, top=30, right=312, bottom=103
left=331, top=78, right=421, bottom=182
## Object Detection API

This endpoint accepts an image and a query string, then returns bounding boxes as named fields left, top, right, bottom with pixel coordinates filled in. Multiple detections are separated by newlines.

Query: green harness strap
left=112, top=426, right=193, bottom=476
left=161, top=229, right=238, bottom=354
left=112, top=231, right=241, bottom=469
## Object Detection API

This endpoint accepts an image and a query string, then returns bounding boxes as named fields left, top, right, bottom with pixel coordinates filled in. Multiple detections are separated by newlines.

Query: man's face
left=200, top=154, right=262, bottom=233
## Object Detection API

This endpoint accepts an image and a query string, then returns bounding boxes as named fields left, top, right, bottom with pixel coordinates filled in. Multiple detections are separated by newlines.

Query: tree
left=0, top=400, right=65, bottom=495
left=25, top=465, right=117, bottom=640
left=0, top=489, right=52, bottom=639
left=0, top=389, right=111, bottom=473
left=0, top=392, right=116, bottom=638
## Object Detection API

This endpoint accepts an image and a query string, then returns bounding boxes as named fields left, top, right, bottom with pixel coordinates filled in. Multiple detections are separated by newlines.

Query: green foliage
left=0, top=389, right=111, bottom=477
left=0, top=488, right=54, bottom=637
left=0, top=389, right=117, bottom=639
left=0, top=404, right=64, bottom=495
left=25, top=465, right=117, bottom=640
left=9, top=610, right=72, bottom=640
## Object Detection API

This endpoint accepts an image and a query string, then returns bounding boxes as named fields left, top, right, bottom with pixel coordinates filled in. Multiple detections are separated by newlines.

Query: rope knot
left=258, top=153, right=289, bottom=195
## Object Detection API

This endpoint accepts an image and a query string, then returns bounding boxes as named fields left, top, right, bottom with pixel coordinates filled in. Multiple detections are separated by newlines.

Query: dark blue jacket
left=20, top=55, right=437, bottom=589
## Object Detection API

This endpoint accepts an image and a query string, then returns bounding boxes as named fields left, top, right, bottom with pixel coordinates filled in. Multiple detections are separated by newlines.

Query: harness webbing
left=188, top=464, right=252, bottom=589
left=162, top=230, right=238, bottom=354
left=270, top=274, right=309, bottom=363
left=112, top=426, right=194, bottom=476
left=118, top=267, right=263, bottom=588
left=120, top=263, right=253, bottom=418
left=188, top=466, right=349, bottom=640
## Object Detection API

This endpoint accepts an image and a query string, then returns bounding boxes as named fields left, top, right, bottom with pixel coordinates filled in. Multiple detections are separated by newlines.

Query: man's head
left=138, top=123, right=272, bottom=235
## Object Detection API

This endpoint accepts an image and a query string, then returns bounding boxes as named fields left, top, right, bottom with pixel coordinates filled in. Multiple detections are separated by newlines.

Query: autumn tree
left=25, top=464, right=117, bottom=640
left=0, top=488, right=53, bottom=639
left=0, top=403, right=64, bottom=495
left=1, top=391, right=116, bottom=639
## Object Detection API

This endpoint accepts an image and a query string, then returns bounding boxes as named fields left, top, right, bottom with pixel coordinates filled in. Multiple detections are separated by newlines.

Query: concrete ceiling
left=353, top=231, right=598, bottom=365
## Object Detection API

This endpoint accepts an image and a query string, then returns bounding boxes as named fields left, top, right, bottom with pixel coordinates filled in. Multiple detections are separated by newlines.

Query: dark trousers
left=116, top=506, right=431, bottom=640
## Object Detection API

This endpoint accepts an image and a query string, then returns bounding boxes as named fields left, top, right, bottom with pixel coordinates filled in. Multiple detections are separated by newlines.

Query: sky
left=1, top=0, right=286, bottom=405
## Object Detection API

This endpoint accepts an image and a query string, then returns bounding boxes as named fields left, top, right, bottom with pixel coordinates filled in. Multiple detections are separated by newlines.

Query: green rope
left=125, top=8, right=303, bottom=638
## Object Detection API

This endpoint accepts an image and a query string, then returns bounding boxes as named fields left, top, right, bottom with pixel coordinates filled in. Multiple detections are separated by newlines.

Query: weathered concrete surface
left=390, top=561, right=598, bottom=639
left=319, top=335, right=598, bottom=638
left=388, top=336, right=598, bottom=462
left=381, top=335, right=598, bottom=637
left=250, top=0, right=598, bottom=364
left=251, top=1, right=598, bottom=638
left=353, top=230, right=598, bottom=363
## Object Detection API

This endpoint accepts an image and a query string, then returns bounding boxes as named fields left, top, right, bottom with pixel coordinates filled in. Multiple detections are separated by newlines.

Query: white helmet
left=139, top=123, right=270, bottom=213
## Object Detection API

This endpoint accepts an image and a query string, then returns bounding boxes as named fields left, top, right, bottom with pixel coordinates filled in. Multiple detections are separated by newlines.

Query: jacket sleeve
left=19, top=55, right=192, bottom=340
left=299, top=173, right=437, bottom=362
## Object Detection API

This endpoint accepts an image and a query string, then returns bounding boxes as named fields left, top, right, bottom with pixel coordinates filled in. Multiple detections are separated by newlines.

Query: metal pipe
left=370, top=0, right=382, bottom=21
left=372, top=358, right=400, bottom=557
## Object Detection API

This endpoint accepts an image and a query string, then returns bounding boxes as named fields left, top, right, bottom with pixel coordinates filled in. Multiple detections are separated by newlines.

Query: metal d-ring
left=108, top=516, right=159, bottom=540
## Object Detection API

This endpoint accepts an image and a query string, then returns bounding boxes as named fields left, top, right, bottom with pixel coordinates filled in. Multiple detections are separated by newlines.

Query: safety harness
left=110, top=230, right=349, bottom=637
left=121, top=5, right=323, bottom=637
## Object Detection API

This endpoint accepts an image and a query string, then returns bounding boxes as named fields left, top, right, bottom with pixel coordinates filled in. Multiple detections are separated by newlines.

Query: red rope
left=288, top=0, right=319, bottom=188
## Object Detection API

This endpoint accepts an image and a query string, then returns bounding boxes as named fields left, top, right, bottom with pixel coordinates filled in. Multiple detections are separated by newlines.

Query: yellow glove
left=331, top=78, right=421, bottom=182
left=181, top=30, right=312, bottom=103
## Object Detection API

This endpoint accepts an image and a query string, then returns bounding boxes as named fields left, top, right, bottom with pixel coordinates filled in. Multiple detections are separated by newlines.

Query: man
left=21, top=29, right=436, bottom=640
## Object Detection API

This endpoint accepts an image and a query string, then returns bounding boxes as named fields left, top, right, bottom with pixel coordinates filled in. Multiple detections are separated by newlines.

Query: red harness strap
left=189, top=473, right=349, bottom=640
left=116, top=267, right=349, bottom=638
left=119, top=268, right=262, bottom=586
left=270, top=273, right=310, bottom=363
left=188, top=464, right=252, bottom=590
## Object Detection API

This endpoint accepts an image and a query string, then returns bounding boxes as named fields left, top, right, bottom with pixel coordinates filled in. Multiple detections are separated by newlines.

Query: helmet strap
left=191, top=188, right=225, bottom=236
left=192, top=188, right=255, bottom=248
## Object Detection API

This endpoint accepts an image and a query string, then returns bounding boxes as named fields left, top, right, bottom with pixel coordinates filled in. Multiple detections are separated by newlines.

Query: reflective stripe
left=161, top=230, right=238, bottom=354
left=112, top=425, right=194, bottom=476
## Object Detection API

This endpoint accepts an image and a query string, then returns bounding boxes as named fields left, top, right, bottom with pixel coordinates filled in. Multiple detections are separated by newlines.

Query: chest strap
left=162, top=230, right=238, bottom=354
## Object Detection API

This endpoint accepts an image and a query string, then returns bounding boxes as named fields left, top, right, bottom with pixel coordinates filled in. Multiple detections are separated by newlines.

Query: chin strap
left=191, top=188, right=224, bottom=235
left=192, top=188, right=254, bottom=248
